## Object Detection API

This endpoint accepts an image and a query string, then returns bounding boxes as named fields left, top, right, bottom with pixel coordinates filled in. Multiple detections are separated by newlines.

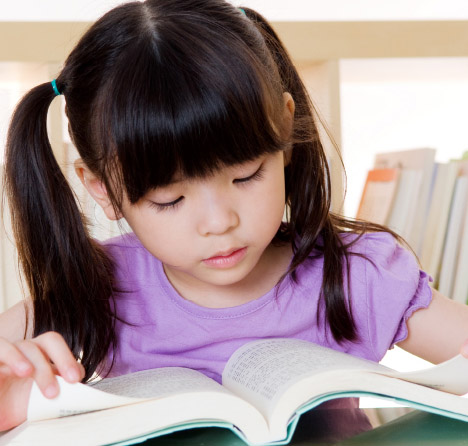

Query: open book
left=2, top=338, right=468, bottom=446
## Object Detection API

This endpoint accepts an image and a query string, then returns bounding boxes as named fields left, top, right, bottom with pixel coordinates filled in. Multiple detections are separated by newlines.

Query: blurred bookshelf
left=357, top=148, right=468, bottom=304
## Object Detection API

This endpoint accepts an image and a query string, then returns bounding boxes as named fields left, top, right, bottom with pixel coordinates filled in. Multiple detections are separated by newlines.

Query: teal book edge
left=109, top=391, right=468, bottom=446
left=338, top=410, right=468, bottom=446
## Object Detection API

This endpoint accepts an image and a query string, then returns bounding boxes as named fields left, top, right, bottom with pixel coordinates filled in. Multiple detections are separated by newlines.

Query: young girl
left=1, top=0, right=468, bottom=433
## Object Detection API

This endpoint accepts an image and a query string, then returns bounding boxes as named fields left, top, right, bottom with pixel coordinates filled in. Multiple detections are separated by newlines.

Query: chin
left=202, top=268, right=253, bottom=287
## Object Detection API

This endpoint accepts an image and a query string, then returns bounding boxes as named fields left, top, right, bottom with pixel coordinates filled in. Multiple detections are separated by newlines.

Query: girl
left=1, top=0, right=468, bottom=433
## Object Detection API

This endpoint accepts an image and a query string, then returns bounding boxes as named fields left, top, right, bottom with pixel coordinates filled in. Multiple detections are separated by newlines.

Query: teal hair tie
left=239, top=8, right=246, bottom=15
left=51, top=79, right=61, bottom=96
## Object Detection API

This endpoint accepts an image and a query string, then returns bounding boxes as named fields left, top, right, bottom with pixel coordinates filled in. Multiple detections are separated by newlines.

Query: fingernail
left=45, top=383, right=59, bottom=398
left=67, top=368, right=80, bottom=381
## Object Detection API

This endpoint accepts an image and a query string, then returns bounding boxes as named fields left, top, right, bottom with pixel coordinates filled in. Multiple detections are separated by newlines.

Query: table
left=136, top=409, right=468, bottom=446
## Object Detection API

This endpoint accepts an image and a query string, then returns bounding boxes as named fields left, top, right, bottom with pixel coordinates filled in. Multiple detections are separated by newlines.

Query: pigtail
left=4, top=81, right=116, bottom=380
left=242, top=7, right=357, bottom=342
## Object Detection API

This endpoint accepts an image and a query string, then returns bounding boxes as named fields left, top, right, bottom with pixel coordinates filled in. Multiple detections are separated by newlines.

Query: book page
left=27, top=377, right=139, bottom=421
left=91, top=367, right=227, bottom=398
left=223, top=339, right=468, bottom=420
left=387, top=354, right=468, bottom=394
left=21, top=366, right=271, bottom=446
left=28, top=367, right=228, bottom=422
left=222, top=339, right=386, bottom=417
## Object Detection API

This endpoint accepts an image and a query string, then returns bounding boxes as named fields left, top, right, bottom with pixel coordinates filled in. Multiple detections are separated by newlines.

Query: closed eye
left=233, top=164, right=265, bottom=184
left=148, top=196, right=184, bottom=211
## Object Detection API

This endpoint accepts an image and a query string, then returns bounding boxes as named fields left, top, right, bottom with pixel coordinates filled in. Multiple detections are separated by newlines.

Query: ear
left=74, top=159, right=122, bottom=221
left=283, top=92, right=295, bottom=121
left=282, top=92, right=295, bottom=166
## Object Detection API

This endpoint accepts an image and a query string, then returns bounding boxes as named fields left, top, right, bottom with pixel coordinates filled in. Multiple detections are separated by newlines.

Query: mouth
left=202, top=247, right=247, bottom=268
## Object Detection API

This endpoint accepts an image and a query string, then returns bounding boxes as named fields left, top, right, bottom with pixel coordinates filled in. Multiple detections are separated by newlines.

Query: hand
left=0, top=332, right=85, bottom=431
left=461, top=339, right=468, bottom=358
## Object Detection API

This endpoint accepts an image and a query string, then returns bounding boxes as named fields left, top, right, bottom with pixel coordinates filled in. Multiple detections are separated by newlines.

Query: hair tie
left=51, top=79, right=61, bottom=96
left=239, top=8, right=246, bottom=15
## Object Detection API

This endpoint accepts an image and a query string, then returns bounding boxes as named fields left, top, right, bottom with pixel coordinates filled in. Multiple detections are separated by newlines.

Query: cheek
left=138, top=227, right=190, bottom=266
left=266, top=172, right=286, bottom=216
left=250, top=180, right=285, bottom=231
left=125, top=210, right=190, bottom=260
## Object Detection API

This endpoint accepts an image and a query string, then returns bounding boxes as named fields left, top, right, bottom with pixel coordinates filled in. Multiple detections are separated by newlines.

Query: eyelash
left=233, top=165, right=265, bottom=185
left=149, top=165, right=265, bottom=211
left=148, top=196, right=184, bottom=212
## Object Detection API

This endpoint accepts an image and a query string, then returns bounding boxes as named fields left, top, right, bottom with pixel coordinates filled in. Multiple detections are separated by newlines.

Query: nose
left=197, top=194, right=240, bottom=236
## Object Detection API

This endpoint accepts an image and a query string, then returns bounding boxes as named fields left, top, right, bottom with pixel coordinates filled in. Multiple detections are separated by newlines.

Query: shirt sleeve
left=348, top=232, right=433, bottom=362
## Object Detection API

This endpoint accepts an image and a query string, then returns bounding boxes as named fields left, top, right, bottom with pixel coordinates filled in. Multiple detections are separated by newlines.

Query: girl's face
left=119, top=151, right=287, bottom=302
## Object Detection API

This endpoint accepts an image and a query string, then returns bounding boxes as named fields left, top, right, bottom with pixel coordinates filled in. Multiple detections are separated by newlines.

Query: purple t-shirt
left=101, top=231, right=432, bottom=383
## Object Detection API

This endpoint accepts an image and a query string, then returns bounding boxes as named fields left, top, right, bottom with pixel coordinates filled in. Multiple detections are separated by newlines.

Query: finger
left=461, top=340, right=468, bottom=358
left=49, top=355, right=85, bottom=380
left=33, top=332, right=85, bottom=382
left=16, top=340, right=60, bottom=399
left=0, top=338, right=33, bottom=377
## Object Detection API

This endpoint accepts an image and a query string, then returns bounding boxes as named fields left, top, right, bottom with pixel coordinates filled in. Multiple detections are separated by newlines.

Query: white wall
left=341, top=57, right=468, bottom=217
left=3, top=0, right=468, bottom=21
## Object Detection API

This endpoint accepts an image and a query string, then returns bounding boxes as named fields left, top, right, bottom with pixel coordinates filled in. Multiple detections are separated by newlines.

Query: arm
left=397, top=288, right=468, bottom=363
left=0, top=302, right=84, bottom=431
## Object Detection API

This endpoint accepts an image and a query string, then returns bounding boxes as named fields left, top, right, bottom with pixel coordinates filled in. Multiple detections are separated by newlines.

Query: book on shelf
left=448, top=159, right=468, bottom=304
left=3, top=338, right=468, bottom=446
left=373, top=148, right=436, bottom=254
left=438, top=174, right=468, bottom=296
left=417, top=162, right=459, bottom=281
left=451, top=206, right=468, bottom=304
left=356, top=168, right=400, bottom=225
left=450, top=215, right=468, bottom=304
left=356, top=149, right=468, bottom=304
left=355, top=166, right=423, bottom=242
left=384, top=169, right=422, bottom=240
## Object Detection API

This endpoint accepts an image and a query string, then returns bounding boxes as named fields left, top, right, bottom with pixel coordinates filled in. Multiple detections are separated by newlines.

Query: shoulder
left=295, top=231, right=405, bottom=282
left=341, top=230, right=399, bottom=256
left=341, top=231, right=418, bottom=277
left=343, top=232, right=433, bottom=361
left=342, top=231, right=424, bottom=299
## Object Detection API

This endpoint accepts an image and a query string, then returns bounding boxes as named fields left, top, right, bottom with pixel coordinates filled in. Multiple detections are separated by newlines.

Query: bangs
left=95, top=13, right=286, bottom=204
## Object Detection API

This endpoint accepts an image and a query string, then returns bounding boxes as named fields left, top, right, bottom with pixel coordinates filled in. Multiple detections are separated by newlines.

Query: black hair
left=4, top=0, right=394, bottom=379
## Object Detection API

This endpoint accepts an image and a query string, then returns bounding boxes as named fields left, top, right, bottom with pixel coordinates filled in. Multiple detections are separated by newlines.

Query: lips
left=207, top=248, right=241, bottom=259
left=202, top=247, right=247, bottom=268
